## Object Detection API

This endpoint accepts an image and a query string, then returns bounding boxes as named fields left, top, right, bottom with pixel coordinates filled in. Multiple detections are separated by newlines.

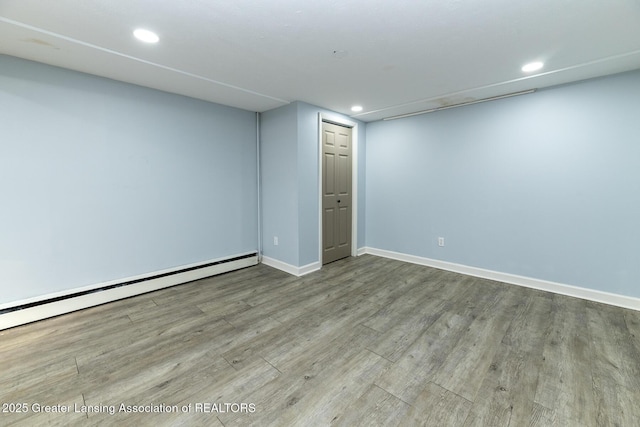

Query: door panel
left=324, top=208, right=335, bottom=249
left=324, top=153, right=335, bottom=195
left=338, top=206, right=349, bottom=246
left=337, top=132, right=349, bottom=149
left=338, top=154, right=349, bottom=195
left=322, top=121, right=352, bottom=264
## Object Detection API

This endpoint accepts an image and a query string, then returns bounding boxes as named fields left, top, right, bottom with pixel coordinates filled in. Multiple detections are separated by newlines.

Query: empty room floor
left=1, top=255, right=639, bottom=426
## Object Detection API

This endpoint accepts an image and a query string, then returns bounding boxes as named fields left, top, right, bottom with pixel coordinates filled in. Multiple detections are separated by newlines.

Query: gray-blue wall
left=0, top=55, right=258, bottom=305
left=366, top=70, right=640, bottom=298
left=260, top=103, right=300, bottom=265
left=6, top=52, right=636, bottom=306
left=261, top=101, right=366, bottom=268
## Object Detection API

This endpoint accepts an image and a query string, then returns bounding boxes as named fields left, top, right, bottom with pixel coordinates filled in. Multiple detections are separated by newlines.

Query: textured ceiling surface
left=2, top=0, right=640, bottom=121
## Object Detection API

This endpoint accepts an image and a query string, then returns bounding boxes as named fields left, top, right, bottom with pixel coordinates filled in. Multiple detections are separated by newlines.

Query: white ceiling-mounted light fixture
left=133, top=28, right=159, bottom=43
left=351, top=105, right=363, bottom=112
left=521, top=61, right=544, bottom=73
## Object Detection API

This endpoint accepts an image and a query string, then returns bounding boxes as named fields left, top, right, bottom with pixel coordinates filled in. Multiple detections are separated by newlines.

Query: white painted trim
left=298, top=261, right=322, bottom=276
left=0, top=255, right=258, bottom=331
left=357, top=247, right=367, bottom=256
left=261, top=256, right=299, bottom=276
left=261, top=256, right=321, bottom=277
left=256, top=112, right=263, bottom=263
left=318, top=113, right=359, bottom=267
left=363, top=247, right=640, bottom=312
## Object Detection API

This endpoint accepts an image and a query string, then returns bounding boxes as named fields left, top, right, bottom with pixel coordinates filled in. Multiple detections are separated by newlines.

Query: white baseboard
left=357, top=247, right=367, bottom=256
left=363, top=247, right=640, bottom=312
left=298, top=261, right=322, bottom=276
left=261, top=256, right=321, bottom=277
left=0, top=254, right=258, bottom=331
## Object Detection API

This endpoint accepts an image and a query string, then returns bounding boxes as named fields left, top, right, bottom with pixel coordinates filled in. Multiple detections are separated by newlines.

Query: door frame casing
left=318, top=113, right=358, bottom=265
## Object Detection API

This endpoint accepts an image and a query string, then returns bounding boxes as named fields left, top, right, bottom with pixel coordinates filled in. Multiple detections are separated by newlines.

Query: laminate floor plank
left=0, top=360, right=82, bottom=414
left=126, top=302, right=206, bottom=324
left=529, top=402, right=556, bottom=426
left=213, top=267, right=301, bottom=305
left=399, top=381, right=473, bottom=426
left=624, top=308, right=640, bottom=393
left=374, top=277, right=509, bottom=404
left=429, top=285, right=523, bottom=402
left=259, top=303, right=378, bottom=369
left=224, top=275, right=366, bottom=329
left=221, top=280, right=382, bottom=369
left=150, top=265, right=293, bottom=308
left=331, top=384, right=410, bottom=427
left=1, top=374, right=86, bottom=426
left=79, top=310, right=280, bottom=380
left=3, top=405, right=88, bottom=427
left=258, top=348, right=390, bottom=427
left=587, top=301, right=640, bottom=392
left=373, top=309, right=473, bottom=405
left=365, top=298, right=448, bottom=363
left=1, top=254, right=637, bottom=427
left=366, top=276, right=480, bottom=363
left=0, top=355, right=78, bottom=394
left=80, top=339, right=234, bottom=405
left=239, top=275, right=318, bottom=309
left=591, top=375, right=640, bottom=427
left=305, top=254, right=390, bottom=283
left=0, top=309, right=135, bottom=360
left=172, top=355, right=281, bottom=423
left=533, top=295, right=597, bottom=426
left=500, top=292, right=553, bottom=354
left=362, top=263, right=441, bottom=302
left=349, top=258, right=407, bottom=286
left=74, top=309, right=226, bottom=365
left=272, top=323, right=380, bottom=376
left=462, top=344, right=540, bottom=427
left=220, top=325, right=381, bottom=427
left=362, top=266, right=451, bottom=334
left=269, top=277, right=376, bottom=324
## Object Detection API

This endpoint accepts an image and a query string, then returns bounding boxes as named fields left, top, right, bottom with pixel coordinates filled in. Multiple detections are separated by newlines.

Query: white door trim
left=318, top=113, right=359, bottom=264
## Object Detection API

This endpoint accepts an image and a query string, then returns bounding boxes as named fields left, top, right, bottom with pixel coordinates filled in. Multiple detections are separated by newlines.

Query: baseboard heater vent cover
left=0, top=252, right=258, bottom=331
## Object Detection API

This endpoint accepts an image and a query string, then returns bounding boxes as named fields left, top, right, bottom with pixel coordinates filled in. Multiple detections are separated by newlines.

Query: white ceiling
left=2, top=0, right=640, bottom=122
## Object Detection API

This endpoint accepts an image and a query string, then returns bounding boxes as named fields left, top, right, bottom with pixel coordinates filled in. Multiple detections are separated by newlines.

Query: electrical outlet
left=273, top=236, right=279, bottom=246
left=438, top=237, right=445, bottom=247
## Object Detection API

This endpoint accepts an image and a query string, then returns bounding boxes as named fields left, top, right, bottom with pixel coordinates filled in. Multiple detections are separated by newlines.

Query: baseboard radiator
left=0, top=253, right=258, bottom=331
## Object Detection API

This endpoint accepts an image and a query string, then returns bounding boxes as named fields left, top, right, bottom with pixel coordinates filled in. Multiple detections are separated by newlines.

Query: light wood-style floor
left=1, top=255, right=639, bottom=426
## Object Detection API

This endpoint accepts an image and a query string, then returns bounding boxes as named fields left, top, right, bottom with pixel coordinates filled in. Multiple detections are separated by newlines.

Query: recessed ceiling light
left=351, top=105, right=363, bottom=112
left=522, top=61, right=544, bottom=73
left=133, top=29, right=159, bottom=43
